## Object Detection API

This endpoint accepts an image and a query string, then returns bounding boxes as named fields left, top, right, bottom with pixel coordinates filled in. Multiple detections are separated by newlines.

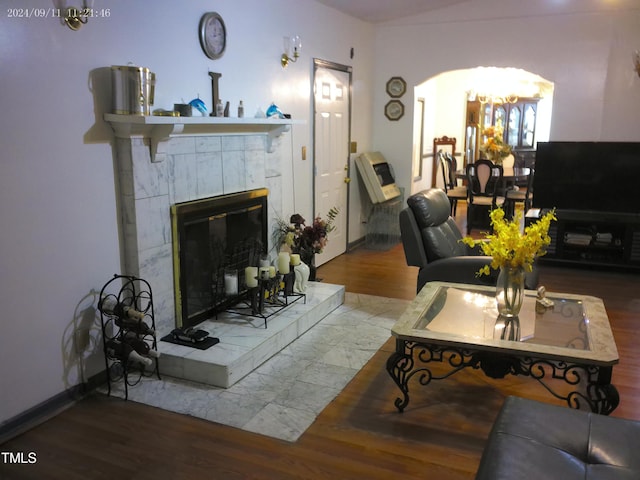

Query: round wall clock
left=199, top=12, right=226, bottom=60
left=385, top=100, right=404, bottom=121
left=386, top=77, right=407, bottom=98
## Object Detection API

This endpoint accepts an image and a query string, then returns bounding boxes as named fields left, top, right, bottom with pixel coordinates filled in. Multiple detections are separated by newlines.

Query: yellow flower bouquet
left=462, top=208, right=556, bottom=277
left=479, top=125, right=512, bottom=163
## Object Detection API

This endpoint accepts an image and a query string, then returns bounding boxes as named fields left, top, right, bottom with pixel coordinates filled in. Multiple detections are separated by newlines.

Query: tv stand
left=526, top=209, right=640, bottom=270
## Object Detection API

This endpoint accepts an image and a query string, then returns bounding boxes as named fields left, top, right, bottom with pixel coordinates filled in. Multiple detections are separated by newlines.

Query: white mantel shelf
left=104, top=113, right=305, bottom=162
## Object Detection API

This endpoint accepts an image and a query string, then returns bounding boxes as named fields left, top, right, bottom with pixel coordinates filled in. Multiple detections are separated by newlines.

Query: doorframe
left=312, top=58, right=353, bottom=250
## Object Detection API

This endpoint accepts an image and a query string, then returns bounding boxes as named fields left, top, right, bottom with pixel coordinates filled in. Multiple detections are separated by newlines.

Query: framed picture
left=386, top=77, right=406, bottom=98
left=385, top=100, right=404, bottom=121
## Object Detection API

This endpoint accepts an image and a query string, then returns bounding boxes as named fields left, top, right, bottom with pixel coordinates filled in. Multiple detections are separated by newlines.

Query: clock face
left=199, top=12, right=226, bottom=60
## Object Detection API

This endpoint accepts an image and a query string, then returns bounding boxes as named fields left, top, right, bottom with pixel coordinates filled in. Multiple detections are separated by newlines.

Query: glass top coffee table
left=386, top=282, right=619, bottom=414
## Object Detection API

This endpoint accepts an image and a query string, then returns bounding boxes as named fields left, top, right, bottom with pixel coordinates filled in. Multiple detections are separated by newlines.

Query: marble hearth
left=158, top=283, right=344, bottom=388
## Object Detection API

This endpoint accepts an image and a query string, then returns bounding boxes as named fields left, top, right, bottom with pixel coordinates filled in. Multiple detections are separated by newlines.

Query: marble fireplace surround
left=108, top=116, right=305, bottom=339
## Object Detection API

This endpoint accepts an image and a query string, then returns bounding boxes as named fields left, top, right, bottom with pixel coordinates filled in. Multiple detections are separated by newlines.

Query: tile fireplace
left=111, top=130, right=287, bottom=338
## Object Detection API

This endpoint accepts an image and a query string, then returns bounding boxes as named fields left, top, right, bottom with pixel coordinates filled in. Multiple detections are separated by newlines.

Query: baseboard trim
left=348, top=236, right=366, bottom=251
left=0, top=371, right=106, bottom=445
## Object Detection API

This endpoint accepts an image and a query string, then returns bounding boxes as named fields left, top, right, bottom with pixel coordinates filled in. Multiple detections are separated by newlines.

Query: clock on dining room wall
left=199, top=12, right=226, bottom=60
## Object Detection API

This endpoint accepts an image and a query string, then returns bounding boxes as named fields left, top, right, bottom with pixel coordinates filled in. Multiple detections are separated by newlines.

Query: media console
left=530, top=141, right=640, bottom=270
left=526, top=209, right=640, bottom=270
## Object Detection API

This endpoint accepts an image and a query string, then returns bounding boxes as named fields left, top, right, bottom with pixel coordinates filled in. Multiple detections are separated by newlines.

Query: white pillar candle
left=290, top=253, right=301, bottom=266
left=259, top=266, right=270, bottom=280
left=259, top=255, right=270, bottom=268
left=245, top=266, right=258, bottom=288
left=277, top=252, right=290, bottom=274
left=224, top=270, right=238, bottom=296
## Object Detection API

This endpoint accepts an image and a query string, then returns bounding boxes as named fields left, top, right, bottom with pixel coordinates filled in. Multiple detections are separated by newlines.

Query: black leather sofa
left=399, top=188, right=538, bottom=293
left=475, top=396, right=640, bottom=480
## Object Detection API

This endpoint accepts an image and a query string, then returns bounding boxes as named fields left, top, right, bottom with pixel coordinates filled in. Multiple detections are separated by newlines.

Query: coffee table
left=386, top=282, right=619, bottom=414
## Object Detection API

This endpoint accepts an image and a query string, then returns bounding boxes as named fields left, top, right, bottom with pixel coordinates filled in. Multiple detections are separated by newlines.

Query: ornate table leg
left=386, top=339, right=414, bottom=412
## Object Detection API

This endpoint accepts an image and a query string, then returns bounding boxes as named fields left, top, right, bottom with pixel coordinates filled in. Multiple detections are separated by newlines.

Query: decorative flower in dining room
left=479, top=124, right=512, bottom=164
left=274, top=207, right=339, bottom=257
left=462, top=207, right=557, bottom=276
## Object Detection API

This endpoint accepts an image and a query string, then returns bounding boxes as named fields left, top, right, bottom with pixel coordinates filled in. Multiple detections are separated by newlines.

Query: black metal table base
left=386, top=338, right=619, bottom=415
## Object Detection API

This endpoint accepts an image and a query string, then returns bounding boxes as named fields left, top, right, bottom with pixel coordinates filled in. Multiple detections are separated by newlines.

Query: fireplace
left=171, top=188, right=269, bottom=328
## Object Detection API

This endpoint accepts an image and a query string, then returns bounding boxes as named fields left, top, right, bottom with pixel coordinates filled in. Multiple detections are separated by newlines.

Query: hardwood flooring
left=2, top=208, right=640, bottom=479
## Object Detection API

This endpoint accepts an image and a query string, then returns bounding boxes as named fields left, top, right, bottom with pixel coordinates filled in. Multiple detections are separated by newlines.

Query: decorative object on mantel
left=281, top=35, right=302, bottom=68
left=98, top=274, right=161, bottom=401
left=462, top=208, right=556, bottom=317
left=386, top=76, right=407, bottom=98
left=479, top=123, right=512, bottom=164
left=111, top=65, right=155, bottom=116
left=274, top=208, right=339, bottom=281
left=384, top=100, right=404, bottom=121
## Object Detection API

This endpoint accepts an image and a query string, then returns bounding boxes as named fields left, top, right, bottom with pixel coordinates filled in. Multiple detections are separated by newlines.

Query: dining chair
left=466, top=159, right=505, bottom=234
left=438, top=151, right=467, bottom=216
left=505, top=168, right=534, bottom=218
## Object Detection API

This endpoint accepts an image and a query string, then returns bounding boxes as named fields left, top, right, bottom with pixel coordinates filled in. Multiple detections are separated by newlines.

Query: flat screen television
left=533, top=141, right=640, bottom=215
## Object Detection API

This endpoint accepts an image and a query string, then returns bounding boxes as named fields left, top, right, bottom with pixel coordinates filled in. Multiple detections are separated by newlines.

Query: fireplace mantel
left=105, top=113, right=304, bottom=162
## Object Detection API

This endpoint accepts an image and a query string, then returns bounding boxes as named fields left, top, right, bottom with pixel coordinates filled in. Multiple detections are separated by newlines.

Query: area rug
left=99, top=292, right=409, bottom=442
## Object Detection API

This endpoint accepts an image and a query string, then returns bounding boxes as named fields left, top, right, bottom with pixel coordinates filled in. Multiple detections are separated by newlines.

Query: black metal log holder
left=98, top=274, right=161, bottom=400
left=225, top=270, right=305, bottom=328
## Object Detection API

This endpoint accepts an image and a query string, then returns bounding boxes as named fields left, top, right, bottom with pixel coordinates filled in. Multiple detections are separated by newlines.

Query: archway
left=411, top=67, right=554, bottom=194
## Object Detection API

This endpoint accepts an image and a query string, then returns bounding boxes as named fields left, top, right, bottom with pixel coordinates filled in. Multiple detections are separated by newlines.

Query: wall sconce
left=281, top=35, right=302, bottom=68
left=634, top=51, right=640, bottom=78
left=57, top=0, right=94, bottom=31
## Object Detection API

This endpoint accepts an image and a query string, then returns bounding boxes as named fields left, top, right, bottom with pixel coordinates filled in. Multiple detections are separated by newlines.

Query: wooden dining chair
left=438, top=151, right=467, bottom=216
left=505, top=168, right=534, bottom=218
left=466, top=160, right=505, bottom=233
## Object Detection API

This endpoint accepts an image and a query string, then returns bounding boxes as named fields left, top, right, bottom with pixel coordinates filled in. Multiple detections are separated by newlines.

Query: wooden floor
left=3, top=208, right=640, bottom=479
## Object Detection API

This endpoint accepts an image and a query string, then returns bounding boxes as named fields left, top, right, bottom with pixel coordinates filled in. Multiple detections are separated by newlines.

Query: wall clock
left=385, top=100, right=404, bottom=121
left=386, top=77, right=406, bottom=98
left=199, top=12, right=226, bottom=60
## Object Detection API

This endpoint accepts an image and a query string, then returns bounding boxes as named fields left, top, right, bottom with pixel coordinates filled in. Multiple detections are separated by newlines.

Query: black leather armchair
left=399, top=188, right=537, bottom=293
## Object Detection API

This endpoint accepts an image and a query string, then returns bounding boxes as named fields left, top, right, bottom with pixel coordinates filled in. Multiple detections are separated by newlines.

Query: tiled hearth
left=159, top=283, right=344, bottom=388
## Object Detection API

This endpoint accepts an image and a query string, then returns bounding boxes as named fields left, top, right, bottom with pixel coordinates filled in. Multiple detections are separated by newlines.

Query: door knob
left=344, top=177, right=351, bottom=184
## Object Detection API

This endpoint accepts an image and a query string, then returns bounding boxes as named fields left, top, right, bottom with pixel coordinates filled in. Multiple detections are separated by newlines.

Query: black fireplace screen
left=171, top=189, right=268, bottom=328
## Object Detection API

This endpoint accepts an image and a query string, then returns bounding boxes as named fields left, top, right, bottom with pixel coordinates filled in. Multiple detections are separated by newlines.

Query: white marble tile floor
left=100, top=290, right=409, bottom=442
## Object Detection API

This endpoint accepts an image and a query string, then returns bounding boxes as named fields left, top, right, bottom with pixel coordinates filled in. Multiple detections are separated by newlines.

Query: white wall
left=0, top=0, right=374, bottom=425
left=371, top=1, right=640, bottom=195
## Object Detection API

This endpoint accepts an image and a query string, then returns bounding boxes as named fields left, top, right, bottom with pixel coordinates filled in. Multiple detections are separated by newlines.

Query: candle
left=245, top=266, right=258, bottom=288
left=259, top=255, right=270, bottom=268
left=259, top=266, right=270, bottom=280
left=290, top=253, right=301, bottom=266
left=269, top=266, right=276, bottom=278
left=224, top=269, right=238, bottom=296
left=277, top=252, right=290, bottom=274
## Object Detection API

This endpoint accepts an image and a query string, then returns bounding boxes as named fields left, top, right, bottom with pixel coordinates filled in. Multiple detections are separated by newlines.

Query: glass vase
left=496, top=265, right=525, bottom=317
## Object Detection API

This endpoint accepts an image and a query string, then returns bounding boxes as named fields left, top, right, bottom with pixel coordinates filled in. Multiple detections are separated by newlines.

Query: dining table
left=455, top=166, right=531, bottom=192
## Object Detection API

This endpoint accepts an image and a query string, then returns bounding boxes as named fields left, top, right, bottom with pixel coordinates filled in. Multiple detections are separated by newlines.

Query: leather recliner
left=399, top=188, right=538, bottom=294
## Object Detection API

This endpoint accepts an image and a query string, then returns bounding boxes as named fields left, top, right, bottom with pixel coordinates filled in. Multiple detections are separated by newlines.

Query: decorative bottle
left=238, top=100, right=244, bottom=118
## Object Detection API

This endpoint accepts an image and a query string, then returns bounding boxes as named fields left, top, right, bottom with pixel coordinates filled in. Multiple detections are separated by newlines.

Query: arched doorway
left=411, top=67, right=554, bottom=194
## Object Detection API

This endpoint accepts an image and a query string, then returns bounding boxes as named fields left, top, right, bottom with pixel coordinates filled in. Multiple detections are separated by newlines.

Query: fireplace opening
left=171, top=188, right=268, bottom=328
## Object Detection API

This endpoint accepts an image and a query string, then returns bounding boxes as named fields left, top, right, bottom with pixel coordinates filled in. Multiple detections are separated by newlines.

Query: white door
left=313, top=61, right=351, bottom=266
